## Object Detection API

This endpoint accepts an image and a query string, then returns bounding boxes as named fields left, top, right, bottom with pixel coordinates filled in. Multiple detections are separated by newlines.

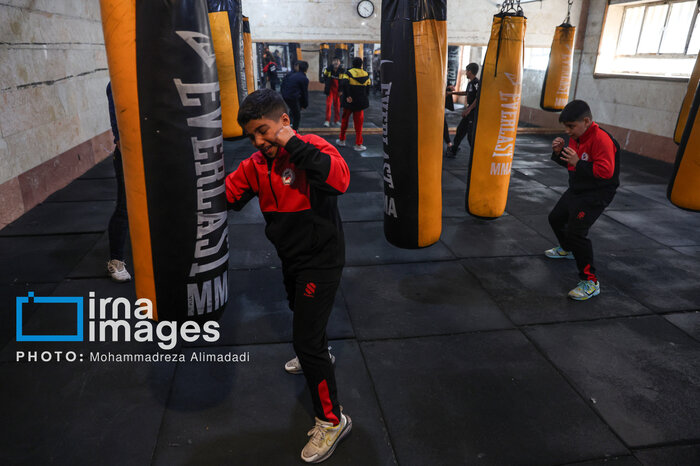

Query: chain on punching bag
left=540, top=0, right=575, bottom=112
left=99, top=0, right=229, bottom=322
left=668, top=82, right=700, bottom=211
left=242, top=15, right=255, bottom=95
left=466, top=0, right=526, bottom=219
left=674, top=55, right=700, bottom=144
left=208, top=0, right=247, bottom=138
left=382, top=0, right=447, bottom=248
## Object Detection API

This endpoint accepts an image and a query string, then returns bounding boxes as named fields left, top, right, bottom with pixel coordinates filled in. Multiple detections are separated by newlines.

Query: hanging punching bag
left=674, top=55, right=700, bottom=144
left=242, top=15, right=255, bottom=95
left=99, top=0, right=229, bottom=322
left=466, top=4, right=526, bottom=219
left=382, top=0, right=447, bottom=249
left=207, top=0, right=247, bottom=138
left=668, top=85, right=700, bottom=211
left=540, top=22, right=575, bottom=112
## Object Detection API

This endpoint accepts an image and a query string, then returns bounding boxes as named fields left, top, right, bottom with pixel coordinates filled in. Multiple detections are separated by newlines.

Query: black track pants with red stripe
left=548, top=189, right=613, bottom=282
left=284, top=268, right=342, bottom=425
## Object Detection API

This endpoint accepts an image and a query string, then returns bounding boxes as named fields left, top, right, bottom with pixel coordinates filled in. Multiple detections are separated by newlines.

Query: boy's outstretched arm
left=275, top=127, right=350, bottom=194
left=225, top=160, right=257, bottom=211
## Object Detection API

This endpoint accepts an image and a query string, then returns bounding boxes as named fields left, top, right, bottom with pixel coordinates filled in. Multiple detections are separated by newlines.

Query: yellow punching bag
left=242, top=15, right=255, bottom=95
left=207, top=0, right=248, bottom=138
left=540, top=22, right=575, bottom=112
left=99, top=0, right=229, bottom=322
left=381, top=0, right=447, bottom=248
left=466, top=5, right=526, bottom=218
left=674, top=55, right=700, bottom=144
left=668, top=85, right=700, bottom=211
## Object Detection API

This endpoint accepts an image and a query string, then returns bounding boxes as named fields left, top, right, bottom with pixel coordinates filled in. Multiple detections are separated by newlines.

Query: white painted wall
left=569, top=0, right=687, bottom=139
left=243, top=0, right=583, bottom=47
left=0, top=0, right=111, bottom=185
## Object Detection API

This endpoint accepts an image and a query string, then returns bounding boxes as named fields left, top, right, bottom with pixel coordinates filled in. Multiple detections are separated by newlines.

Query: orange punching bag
left=466, top=2, right=526, bottom=218
left=540, top=22, right=575, bottom=112
left=207, top=0, right=248, bottom=138
left=674, top=55, right=700, bottom=144
left=669, top=83, right=700, bottom=211
left=242, top=15, right=255, bottom=95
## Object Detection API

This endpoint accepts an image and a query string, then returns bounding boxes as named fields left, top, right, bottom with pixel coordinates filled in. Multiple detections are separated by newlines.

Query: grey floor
left=2, top=103, right=700, bottom=465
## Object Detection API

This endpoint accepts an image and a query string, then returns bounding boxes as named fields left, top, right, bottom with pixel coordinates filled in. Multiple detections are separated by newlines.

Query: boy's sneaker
left=544, top=246, right=574, bottom=260
left=285, top=346, right=336, bottom=374
left=301, top=412, right=352, bottom=463
left=107, top=260, right=131, bottom=282
left=335, top=138, right=346, bottom=147
left=323, top=121, right=330, bottom=127
left=568, top=280, right=600, bottom=300
left=353, top=144, right=367, bottom=152
left=333, top=121, right=341, bottom=127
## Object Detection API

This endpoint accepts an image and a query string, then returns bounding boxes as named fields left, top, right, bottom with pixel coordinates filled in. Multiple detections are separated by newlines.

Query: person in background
left=281, top=61, right=310, bottom=131
left=444, top=84, right=456, bottom=153
left=264, top=58, right=280, bottom=91
left=336, top=57, right=371, bottom=152
left=448, top=62, right=480, bottom=158
left=105, top=82, right=131, bottom=283
left=322, top=57, right=344, bottom=127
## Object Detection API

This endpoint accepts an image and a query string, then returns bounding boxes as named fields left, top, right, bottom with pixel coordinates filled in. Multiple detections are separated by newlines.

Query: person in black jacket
left=336, top=57, right=371, bottom=152
left=226, top=89, right=352, bottom=463
left=448, top=62, right=480, bottom=157
left=281, top=61, right=310, bottom=131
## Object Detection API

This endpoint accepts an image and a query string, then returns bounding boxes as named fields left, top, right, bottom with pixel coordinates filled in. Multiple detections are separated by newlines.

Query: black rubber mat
left=361, top=331, right=628, bottom=465
left=525, top=316, right=700, bottom=447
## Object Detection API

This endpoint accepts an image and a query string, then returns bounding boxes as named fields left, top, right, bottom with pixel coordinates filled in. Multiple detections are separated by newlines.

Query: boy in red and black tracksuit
left=546, top=100, right=620, bottom=300
left=225, top=89, right=352, bottom=463
left=322, top=57, right=344, bottom=127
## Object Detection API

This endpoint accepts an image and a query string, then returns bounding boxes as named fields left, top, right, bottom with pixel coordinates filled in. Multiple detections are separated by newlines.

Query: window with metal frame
left=616, top=0, right=700, bottom=57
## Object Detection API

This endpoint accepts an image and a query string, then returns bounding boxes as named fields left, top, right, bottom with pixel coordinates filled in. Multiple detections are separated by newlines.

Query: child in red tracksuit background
left=546, top=99, right=620, bottom=301
left=322, top=57, right=344, bottom=127
left=225, top=89, right=351, bottom=463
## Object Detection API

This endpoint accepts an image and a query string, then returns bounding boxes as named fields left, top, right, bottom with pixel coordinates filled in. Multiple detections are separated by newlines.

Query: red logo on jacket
left=304, top=282, right=316, bottom=298
left=282, top=168, right=295, bottom=186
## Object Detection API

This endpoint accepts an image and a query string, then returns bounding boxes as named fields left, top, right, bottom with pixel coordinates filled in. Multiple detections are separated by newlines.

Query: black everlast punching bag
left=100, top=0, right=229, bottom=322
left=382, top=0, right=447, bottom=248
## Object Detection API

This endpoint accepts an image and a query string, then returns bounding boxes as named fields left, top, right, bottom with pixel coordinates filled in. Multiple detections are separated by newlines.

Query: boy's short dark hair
left=559, top=99, right=593, bottom=123
left=352, top=57, right=363, bottom=68
left=237, top=89, right=287, bottom=127
left=466, top=63, right=479, bottom=75
left=332, top=57, right=341, bottom=63
left=297, top=60, right=309, bottom=73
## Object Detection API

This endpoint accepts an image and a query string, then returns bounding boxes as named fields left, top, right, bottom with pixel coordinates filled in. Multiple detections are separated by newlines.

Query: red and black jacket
left=322, top=66, right=344, bottom=96
left=552, top=122, right=620, bottom=196
left=225, top=133, right=350, bottom=273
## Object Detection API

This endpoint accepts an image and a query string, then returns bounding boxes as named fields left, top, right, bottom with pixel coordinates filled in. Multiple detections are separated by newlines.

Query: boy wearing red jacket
left=546, top=100, right=620, bottom=300
left=225, top=89, right=351, bottom=463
